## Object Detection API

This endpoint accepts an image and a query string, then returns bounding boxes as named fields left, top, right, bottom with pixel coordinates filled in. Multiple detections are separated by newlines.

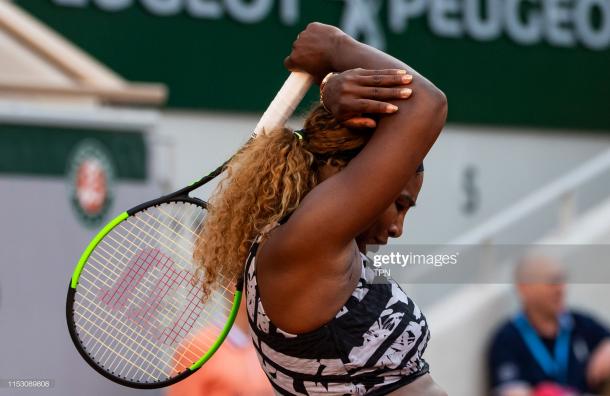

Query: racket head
left=66, top=197, right=242, bottom=389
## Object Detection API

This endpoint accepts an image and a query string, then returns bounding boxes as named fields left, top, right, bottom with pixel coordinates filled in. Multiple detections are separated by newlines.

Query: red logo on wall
left=67, top=140, right=115, bottom=227
left=76, top=158, right=108, bottom=215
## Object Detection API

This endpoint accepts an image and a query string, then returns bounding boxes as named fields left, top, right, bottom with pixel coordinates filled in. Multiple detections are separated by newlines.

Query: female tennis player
left=195, top=22, right=448, bottom=395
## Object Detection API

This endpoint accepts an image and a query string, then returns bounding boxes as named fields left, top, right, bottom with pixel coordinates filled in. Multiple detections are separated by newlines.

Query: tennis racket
left=66, top=72, right=313, bottom=388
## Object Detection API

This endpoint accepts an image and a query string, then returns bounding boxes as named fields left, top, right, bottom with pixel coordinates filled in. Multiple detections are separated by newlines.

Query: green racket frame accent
left=70, top=211, right=128, bottom=289
left=189, top=291, right=243, bottom=371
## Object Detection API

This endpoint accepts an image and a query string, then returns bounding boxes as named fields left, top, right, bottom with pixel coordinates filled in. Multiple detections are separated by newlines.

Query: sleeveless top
left=244, top=226, right=431, bottom=395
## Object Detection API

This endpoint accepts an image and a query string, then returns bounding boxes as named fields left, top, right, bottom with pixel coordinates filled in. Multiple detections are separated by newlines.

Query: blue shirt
left=488, top=310, right=610, bottom=393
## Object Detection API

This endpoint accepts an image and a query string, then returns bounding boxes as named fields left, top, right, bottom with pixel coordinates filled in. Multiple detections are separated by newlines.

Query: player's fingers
left=356, top=68, right=408, bottom=76
left=353, top=99, right=399, bottom=114
left=343, top=117, right=377, bottom=129
left=284, top=55, right=296, bottom=71
left=353, top=86, right=413, bottom=100
left=356, top=73, right=413, bottom=86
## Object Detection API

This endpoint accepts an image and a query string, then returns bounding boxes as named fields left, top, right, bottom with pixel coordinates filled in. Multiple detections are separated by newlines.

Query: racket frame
left=66, top=171, right=243, bottom=389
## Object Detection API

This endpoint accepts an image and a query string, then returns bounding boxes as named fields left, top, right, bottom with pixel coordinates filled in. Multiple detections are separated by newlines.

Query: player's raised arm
left=280, top=22, right=447, bottom=255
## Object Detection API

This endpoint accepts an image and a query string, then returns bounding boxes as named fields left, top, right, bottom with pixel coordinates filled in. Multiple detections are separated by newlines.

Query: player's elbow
left=432, top=87, right=448, bottom=126
left=421, top=86, right=448, bottom=136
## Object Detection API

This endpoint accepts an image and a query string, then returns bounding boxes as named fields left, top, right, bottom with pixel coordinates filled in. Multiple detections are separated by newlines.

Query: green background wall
left=14, top=0, right=610, bottom=130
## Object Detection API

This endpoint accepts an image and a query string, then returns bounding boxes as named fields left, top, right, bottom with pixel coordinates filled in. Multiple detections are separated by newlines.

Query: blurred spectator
left=167, top=301, right=274, bottom=396
left=488, top=256, right=610, bottom=396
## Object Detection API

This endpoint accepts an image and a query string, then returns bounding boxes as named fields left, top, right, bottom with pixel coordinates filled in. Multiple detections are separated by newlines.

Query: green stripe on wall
left=0, top=124, right=147, bottom=180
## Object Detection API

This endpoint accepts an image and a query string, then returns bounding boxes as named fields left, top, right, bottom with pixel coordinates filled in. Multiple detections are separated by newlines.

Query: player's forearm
left=330, top=33, right=402, bottom=72
left=331, top=34, right=446, bottom=106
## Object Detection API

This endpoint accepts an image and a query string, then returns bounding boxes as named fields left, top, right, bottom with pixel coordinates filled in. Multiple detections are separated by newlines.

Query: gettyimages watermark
left=364, top=244, right=610, bottom=284
left=372, top=251, right=459, bottom=269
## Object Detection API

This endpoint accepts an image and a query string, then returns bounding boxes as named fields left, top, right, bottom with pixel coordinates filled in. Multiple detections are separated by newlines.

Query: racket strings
left=77, top=255, right=228, bottom=358
left=76, top=243, right=217, bottom=378
left=80, top=207, right=235, bottom=360
left=121, top=209, right=235, bottom=300
left=156, top=205, right=199, bottom=238
left=88, top=218, right=215, bottom=319
left=102, top=203, right=235, bottom=300
left=76, top=269, right=176, bottom=379
left=74, top=277, right=231, bottom=378
left=74, top=207, right=197, bottom=380
left=75, top=284, right=231, bottom=376
left=73, top=296, right=167, bottom=377
left=95, top=213, right=234, bottom=308
left=72, top=202, right=238, bottom=383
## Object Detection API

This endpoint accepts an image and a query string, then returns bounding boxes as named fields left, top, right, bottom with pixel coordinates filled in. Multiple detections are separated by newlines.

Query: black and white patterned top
left=244, top=232, right=431, bottom=395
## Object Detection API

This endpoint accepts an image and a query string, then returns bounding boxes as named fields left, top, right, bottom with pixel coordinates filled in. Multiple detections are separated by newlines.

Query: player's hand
left=322, top=68, right=413, bottom=128
left=284, top=22, right=346, bottom=82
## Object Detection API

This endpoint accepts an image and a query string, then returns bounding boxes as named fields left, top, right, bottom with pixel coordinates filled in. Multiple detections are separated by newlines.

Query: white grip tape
left=252, top=72, right=314, bottom=137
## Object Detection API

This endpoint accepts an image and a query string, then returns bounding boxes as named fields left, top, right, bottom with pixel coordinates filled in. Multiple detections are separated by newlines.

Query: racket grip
left=252, top=72, right=314, bottom=137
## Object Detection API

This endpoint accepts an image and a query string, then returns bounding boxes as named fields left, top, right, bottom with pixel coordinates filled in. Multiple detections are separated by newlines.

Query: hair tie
left=293, top=128, right=306, bottom=141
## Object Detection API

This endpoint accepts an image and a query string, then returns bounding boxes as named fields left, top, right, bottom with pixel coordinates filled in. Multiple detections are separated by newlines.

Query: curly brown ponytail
left=193, top=104, right=372, bottom=299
